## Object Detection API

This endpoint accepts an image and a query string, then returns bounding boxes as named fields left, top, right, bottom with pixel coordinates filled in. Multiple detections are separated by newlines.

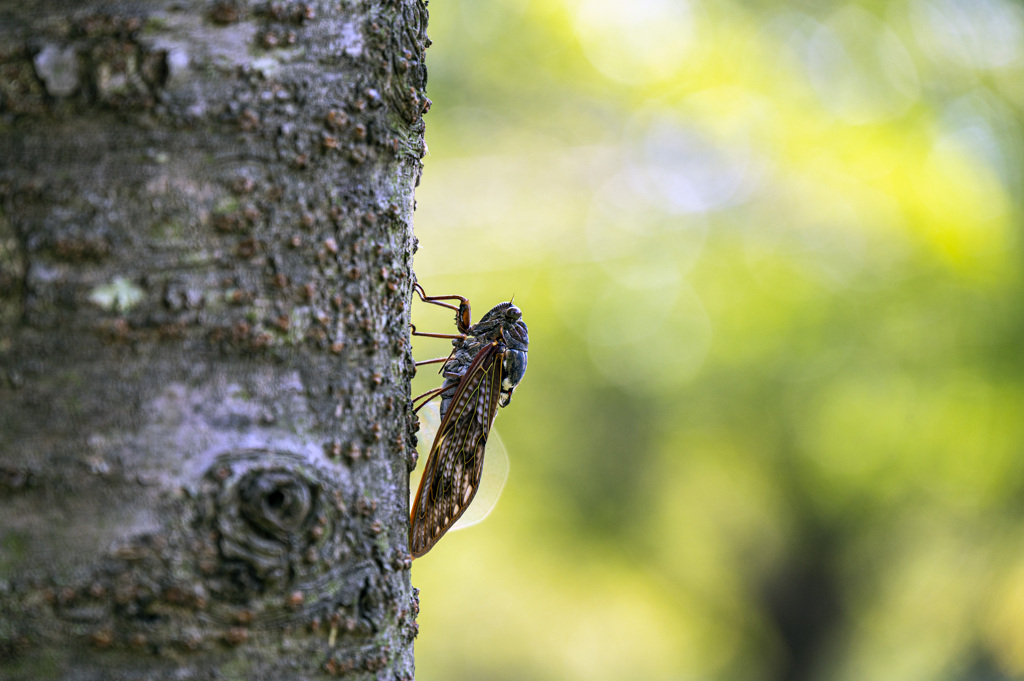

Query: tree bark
left=0, top=0, right=426, bottom=678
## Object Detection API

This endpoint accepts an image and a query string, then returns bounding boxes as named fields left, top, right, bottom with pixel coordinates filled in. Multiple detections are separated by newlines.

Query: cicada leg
left=410, top=283, right=473, bottom=413
left=410, top=322, right=465, bottom=343
left=414, top=282, right=472, bottom=333
left=412, top=330, right=465, bottom=340
left=411, top=328, right=460, bottom=386
left=412, top=384, right=447, bottom=413
left=414, top=357, right=450, bottom=367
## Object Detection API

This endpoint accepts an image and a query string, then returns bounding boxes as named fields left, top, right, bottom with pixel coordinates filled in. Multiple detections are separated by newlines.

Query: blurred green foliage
left=408, top=0, right=1024, bottom=679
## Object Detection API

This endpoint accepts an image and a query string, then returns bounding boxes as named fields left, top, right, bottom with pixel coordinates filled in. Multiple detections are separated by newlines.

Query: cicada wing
left=409, top=343, right=504, bottom=557
left=412, top=403, right=509, bottom=530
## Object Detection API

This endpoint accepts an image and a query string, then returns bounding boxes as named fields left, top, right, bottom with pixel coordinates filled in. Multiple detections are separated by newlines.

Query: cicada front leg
left=413, top=282, right=473, bottom=334
left=410, top=285, right=471, bottom=415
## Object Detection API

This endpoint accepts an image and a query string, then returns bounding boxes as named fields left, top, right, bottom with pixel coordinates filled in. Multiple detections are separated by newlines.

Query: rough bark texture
left=0, top=0, right=427, bottom=678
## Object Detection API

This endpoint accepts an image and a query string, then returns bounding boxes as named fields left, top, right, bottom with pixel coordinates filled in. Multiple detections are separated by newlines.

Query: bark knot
left=198, top=449, right=357, bottom=611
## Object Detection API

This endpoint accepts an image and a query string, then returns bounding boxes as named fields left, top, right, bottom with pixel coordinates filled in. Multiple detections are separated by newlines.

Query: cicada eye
left=505, top=305, right=522, bottom=322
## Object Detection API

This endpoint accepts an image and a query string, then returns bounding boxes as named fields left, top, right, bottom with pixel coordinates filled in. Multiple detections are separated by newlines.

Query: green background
left=409, top=0, right=1024, bottom=679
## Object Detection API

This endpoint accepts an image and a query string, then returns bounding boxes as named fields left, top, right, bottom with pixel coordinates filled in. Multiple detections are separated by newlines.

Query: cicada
left=409, top=283, right=529, bottom=558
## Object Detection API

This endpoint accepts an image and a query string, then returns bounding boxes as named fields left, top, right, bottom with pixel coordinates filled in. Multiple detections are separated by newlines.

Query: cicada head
left=472, top=301, right=529, bottom=350
left=476, top=301, right=518, bottom=327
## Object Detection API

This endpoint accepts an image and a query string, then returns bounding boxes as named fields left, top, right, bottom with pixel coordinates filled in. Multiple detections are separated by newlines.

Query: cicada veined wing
left=410, top=401, right=510, bottom=531
left=409, top=284, right=528, bottom=557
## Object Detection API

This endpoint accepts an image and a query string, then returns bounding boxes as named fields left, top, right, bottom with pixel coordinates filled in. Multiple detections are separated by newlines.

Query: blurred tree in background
left=408, top=0, right=1024, bottom=680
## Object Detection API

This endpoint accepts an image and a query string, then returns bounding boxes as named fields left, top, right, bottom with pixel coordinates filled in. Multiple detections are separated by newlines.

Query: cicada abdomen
left=410, top=402, right=509, bottom=532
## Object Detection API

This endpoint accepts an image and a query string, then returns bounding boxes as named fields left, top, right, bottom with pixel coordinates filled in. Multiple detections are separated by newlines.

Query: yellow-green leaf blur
left=409, top=1, right=1024, bottom=680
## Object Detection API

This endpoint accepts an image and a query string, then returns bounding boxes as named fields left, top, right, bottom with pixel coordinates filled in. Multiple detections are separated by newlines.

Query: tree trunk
left=0, top=0, right=426, bottom=678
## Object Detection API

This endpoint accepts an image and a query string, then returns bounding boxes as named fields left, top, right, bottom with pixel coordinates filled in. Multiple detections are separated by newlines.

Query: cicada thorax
left=436, top=301, right=529, bottom=420
left=436, top=335, right=490, bottom=422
